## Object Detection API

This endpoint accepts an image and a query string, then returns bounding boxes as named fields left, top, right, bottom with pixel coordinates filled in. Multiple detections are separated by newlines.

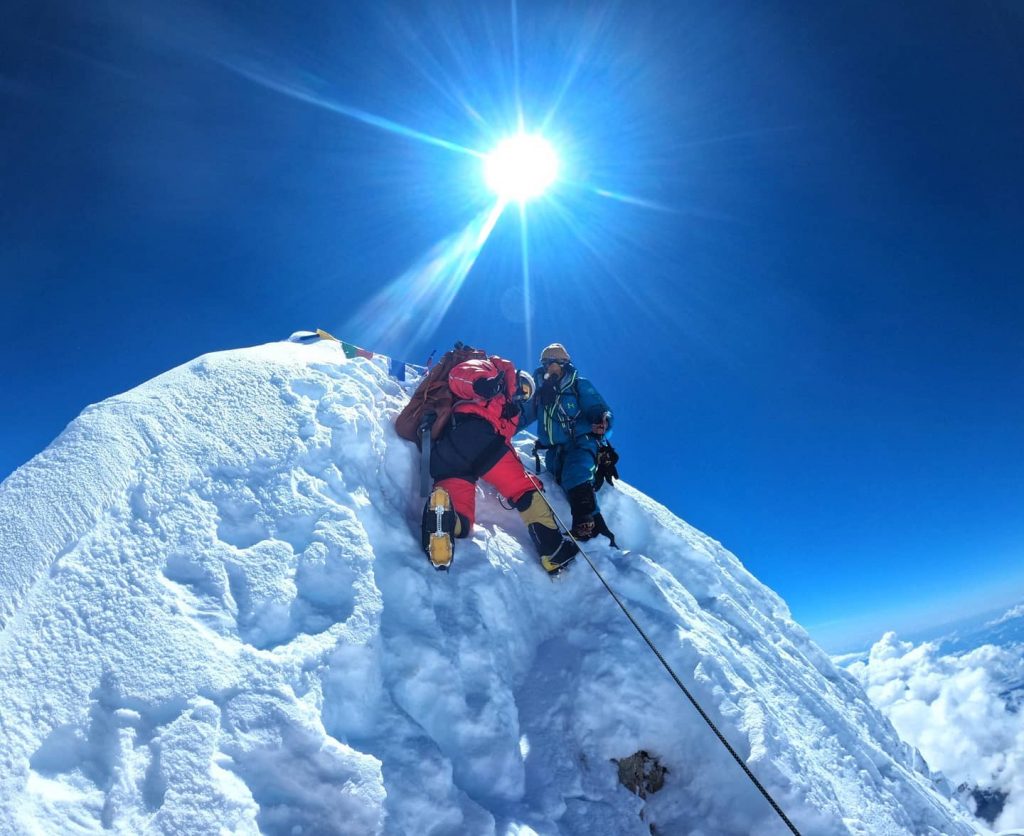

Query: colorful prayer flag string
left=287, top=329, right=427, bottom=382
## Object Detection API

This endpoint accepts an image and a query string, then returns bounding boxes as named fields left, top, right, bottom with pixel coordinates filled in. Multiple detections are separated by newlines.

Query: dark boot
left=515, top=491, right=579, bottom=574
left=567, top=483, right=598, bottom=541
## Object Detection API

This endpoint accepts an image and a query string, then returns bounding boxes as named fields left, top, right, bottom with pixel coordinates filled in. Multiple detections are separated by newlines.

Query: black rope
left=537, top=489, right=802, bottom=836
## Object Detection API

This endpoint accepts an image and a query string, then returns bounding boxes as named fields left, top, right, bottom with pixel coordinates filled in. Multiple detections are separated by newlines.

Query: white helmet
left=515, top=369, right=536, bottom=402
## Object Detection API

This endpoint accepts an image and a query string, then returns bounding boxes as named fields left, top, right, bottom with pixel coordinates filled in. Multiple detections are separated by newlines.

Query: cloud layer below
left=843, top=625, right=1024, bottom=830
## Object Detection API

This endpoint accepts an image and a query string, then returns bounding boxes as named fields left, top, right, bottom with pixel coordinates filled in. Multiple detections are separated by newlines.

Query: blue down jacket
left=519, top=365, right=612, bottom=490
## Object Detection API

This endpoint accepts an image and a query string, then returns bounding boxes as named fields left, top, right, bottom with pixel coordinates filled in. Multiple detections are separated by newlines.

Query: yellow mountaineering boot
left=421, top=486, right=460, bottom=570
left=515, top=491, right=579, bottom=575
left=540, top=538, right=580, bottom=575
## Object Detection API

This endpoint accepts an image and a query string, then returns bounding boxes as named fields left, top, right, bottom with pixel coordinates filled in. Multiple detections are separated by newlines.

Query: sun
left=483, top=134, right=559, bottom=203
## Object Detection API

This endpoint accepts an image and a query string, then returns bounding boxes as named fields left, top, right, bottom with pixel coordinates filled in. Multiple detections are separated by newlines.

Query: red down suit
left=429, top=356, right=536, bottom=529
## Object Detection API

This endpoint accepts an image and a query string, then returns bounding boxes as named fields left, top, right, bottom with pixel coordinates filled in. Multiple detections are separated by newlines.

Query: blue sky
left=2, top=1, right=1022, bottom=652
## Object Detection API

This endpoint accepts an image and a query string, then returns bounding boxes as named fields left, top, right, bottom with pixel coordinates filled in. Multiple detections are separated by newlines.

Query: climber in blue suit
left=519, top=343, right=617, bottom=545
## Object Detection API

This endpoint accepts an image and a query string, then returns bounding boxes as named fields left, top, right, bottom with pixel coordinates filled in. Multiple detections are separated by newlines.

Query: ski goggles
left=542, top=357, right=569, bottom=367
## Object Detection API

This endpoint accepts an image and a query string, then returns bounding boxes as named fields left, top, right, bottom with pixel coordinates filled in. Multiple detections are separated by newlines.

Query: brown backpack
left=395, top=343, right=487, bottom=449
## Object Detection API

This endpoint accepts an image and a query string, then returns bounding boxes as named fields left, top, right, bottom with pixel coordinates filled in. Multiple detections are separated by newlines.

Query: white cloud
left=844, top=631, right=1024, bottom=830
left=988, top=604, right=1024, bottom=628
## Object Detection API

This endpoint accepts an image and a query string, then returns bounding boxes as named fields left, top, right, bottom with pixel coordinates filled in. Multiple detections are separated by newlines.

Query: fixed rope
left=536, top=488, right=802, bottom=836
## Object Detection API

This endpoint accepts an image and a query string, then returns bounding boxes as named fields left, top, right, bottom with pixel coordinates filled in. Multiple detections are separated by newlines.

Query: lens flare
left=343, top=201, right=506, bottom=353
left=484, top=134, right=559, bottom=202
left=218, top=6, right=665, bottom=358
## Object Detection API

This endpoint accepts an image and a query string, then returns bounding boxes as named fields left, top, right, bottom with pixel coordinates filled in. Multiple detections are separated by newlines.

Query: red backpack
left=394, top=343, right=487, bottom=449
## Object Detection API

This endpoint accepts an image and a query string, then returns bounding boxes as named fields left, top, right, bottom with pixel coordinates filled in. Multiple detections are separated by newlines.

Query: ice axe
left=418, top=412, right=436, bottom=497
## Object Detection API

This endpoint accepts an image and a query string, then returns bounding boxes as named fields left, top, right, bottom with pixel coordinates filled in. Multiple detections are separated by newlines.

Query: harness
left=542, top=369, right=582, bottom=443
left=533, top=371, right=603, bottom=480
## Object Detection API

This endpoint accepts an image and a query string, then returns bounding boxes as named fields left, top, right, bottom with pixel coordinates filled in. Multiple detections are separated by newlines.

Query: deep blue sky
left=3, top=1, right=1022, bottom=652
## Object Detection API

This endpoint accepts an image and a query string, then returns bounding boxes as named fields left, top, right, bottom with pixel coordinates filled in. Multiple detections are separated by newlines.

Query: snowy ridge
left=0, top=400, right=149, bottom=629
left=0, top=341, right=982, bottom=834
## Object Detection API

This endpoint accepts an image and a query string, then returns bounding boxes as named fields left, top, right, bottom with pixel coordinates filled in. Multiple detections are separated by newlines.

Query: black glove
left=473, top=375, right=503, bottom=399
left=594, top=443, right=620, bottom=491
left=501, top=400, right=521, bottom=420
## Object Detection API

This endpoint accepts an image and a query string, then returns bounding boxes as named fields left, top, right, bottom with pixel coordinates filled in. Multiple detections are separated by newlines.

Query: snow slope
left=0, top=340, right=983, bottom=835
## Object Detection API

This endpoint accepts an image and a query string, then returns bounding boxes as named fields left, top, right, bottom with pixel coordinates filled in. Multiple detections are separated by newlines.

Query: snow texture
left=0, top=340, right=984, bottom=835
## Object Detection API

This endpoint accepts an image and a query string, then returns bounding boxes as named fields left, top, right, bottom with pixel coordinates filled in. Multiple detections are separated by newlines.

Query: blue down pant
left=545, top=436, right=600, bottom=495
